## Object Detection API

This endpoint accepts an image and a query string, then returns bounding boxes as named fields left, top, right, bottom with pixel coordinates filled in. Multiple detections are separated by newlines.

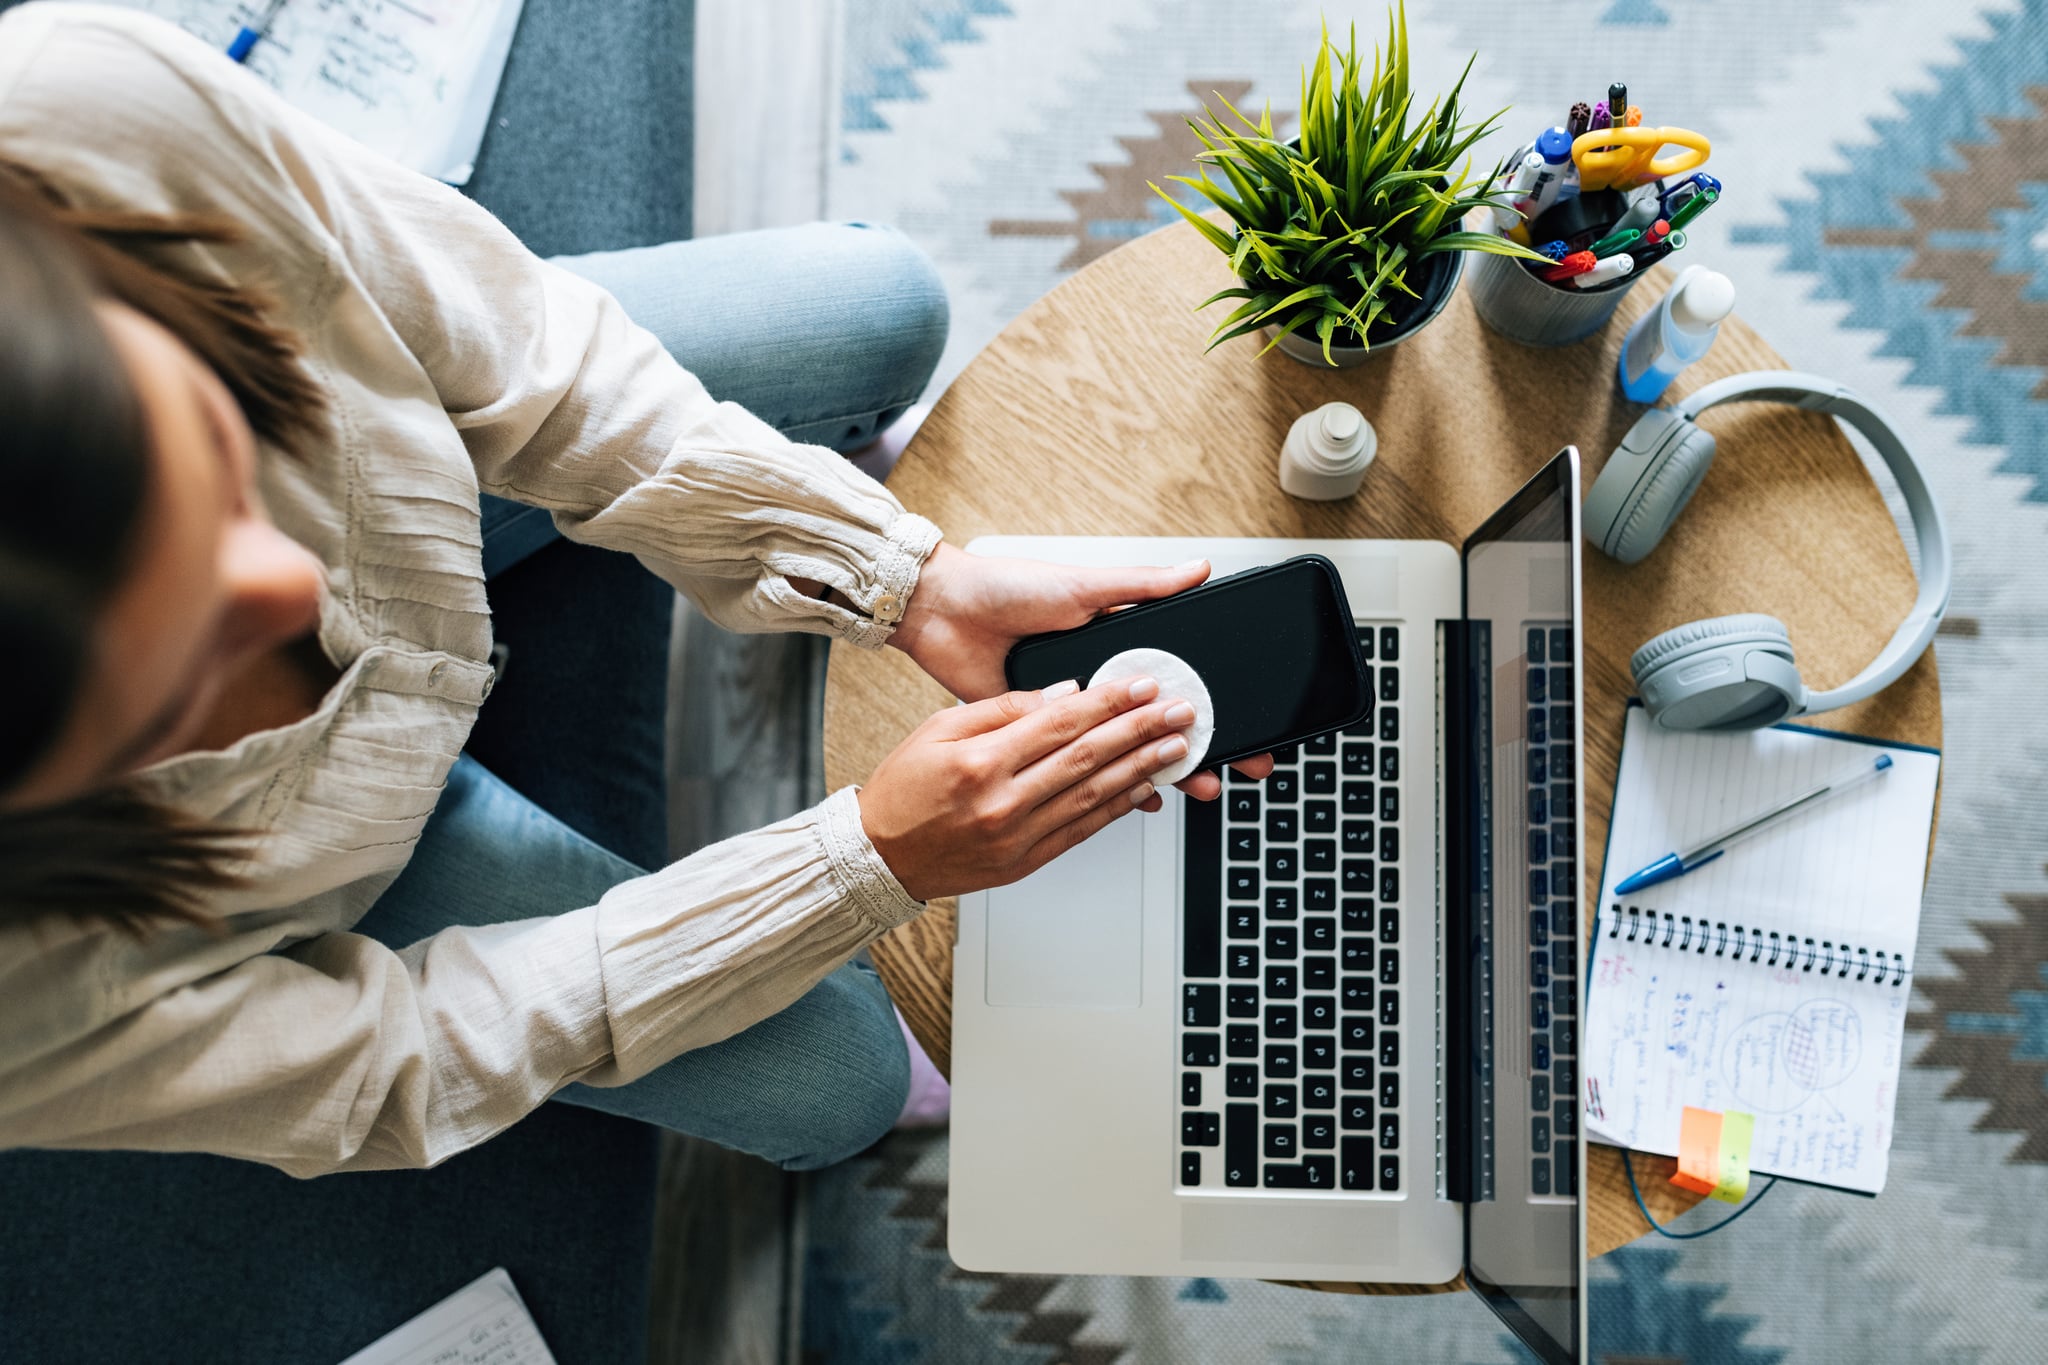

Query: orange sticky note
left=1710, top=1111, right=1756, bottom=1204
left=1670, top=1105, right=1722, bottom=1196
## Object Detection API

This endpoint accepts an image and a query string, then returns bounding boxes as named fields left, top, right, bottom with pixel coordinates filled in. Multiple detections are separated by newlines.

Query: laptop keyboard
left=1179, top=625, right=1403, bottom=1196
left=1523, top=624, right=1578, bottom=1199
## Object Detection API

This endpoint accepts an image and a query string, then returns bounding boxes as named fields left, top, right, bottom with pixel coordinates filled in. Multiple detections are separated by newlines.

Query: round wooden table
left=823, top=221, right=1942, bottom=1292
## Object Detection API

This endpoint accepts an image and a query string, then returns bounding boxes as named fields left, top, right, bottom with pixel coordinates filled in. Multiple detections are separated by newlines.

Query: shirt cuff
left=834, top=512, right=943, bottom=651
left=816, top=785, right=926, bottom=929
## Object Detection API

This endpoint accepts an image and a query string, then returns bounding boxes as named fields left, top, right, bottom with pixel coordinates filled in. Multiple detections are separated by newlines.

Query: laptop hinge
left=1441, top=617, right=1491, bottom=1205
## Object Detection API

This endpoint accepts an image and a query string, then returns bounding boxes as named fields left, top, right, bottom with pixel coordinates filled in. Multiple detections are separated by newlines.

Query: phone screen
left=1003, top=556, right=1370, bottom=766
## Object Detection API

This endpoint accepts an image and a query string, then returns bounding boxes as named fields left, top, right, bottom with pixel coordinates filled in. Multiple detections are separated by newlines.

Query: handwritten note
left=1581, top=707, right=1940, bottom=1195
left=337, top=1267, right=555, bottom=1365
left=116, top=1, right=526, bottom=182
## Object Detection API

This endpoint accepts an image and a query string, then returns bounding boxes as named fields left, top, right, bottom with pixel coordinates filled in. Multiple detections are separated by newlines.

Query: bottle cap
left=1671, top=269, right=1735, bottom=331
left=1318, top=402, right=1364, bottom=447
left=1535, top=126, right=1573, bottom=164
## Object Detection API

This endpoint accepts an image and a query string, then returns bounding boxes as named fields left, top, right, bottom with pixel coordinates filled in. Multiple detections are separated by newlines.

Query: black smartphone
left=1002, top=555, right=1372, bottom=769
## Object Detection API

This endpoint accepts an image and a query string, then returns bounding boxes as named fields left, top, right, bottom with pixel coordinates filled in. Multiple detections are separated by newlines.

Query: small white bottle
left=1279, top=402, right=1376, bottom=500
left=1618, top=266, right=1736, bottom=403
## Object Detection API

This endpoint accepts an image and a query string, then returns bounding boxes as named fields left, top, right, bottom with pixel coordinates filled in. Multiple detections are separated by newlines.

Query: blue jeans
left=358, top=222, right=949, bottom=1170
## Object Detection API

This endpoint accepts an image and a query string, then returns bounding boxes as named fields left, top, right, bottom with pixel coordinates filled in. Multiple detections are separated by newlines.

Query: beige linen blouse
left=0, top=5, right=937, bottom=1176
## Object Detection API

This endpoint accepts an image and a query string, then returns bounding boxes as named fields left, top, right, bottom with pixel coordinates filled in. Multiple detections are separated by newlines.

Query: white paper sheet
left=337, top=1267, right=555, bottom=1365
left=1579, top=707, right=1941, bottom=1194
left=118, top=0, right=525, bottom=183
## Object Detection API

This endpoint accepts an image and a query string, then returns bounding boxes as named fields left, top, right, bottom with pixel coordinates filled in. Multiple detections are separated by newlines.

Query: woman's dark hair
left=0, top=161, right=325, bottom=930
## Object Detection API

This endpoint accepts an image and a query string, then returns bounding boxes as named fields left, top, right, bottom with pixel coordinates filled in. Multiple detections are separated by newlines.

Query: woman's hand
left=888, top=543, right=1274, bottom=800
left=858, top=674, right=1201, bottom=902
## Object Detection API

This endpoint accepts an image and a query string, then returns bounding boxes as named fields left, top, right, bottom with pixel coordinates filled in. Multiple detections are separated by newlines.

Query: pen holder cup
left=1466, top=247, right=1644, bottom=348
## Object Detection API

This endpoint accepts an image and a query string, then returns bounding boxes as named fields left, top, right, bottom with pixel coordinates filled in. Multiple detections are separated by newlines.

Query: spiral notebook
left=1580, top=703, right=1941, bottom=1195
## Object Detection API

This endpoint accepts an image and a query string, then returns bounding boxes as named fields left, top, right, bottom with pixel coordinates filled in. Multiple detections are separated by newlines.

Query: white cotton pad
left=1088, top=647, right=1215, bottom=786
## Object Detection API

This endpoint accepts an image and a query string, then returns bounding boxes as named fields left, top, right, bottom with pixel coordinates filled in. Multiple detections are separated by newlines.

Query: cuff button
left=873, top=591, right=904, bottom=624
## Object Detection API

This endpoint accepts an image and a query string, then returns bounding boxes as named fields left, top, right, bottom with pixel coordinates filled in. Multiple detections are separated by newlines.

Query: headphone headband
left=1676, top=370, right=1951, bottom=714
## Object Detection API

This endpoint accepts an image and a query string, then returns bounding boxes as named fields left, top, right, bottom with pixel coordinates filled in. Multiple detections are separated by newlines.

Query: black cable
left=1623, top=1148, right=1780, bottom=1240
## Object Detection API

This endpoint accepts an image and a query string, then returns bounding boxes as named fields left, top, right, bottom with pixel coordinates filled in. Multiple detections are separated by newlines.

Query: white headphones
left=1584, top=371, right=1951, bottom=731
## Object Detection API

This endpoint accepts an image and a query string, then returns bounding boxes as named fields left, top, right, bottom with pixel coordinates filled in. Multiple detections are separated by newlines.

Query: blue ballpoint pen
left=227, top=0, right=288, bottom=64
left=1612, top=752, right=1896, bottom=895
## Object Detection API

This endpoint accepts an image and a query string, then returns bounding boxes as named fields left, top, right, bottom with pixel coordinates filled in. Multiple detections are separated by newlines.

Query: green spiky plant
left=1151, top=7, right=1547, bottom=365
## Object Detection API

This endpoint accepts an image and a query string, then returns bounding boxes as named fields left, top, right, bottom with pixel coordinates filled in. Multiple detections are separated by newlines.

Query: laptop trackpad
left=984, top=814, right=1145, bottom=1009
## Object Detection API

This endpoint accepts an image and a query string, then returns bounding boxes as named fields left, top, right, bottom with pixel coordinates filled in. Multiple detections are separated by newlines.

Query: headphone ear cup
left=1633, top=613, right=1803, bottom=731
left=1608, top=424, right=1718, bottom=565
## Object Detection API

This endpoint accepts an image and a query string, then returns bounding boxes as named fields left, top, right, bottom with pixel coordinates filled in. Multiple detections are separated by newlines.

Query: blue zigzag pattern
left=1583, top=1247, right=1786, bottom=1365
left=1733, top=0, right=2048, bottom=500
left=843, top=0, right=1014, bottom=145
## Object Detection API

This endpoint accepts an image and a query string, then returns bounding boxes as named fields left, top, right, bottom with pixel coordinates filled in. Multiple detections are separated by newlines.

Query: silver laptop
left=950, top=449, right=1588, bottom=1365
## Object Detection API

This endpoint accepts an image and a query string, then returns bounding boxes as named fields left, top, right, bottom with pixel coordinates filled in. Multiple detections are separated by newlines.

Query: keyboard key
left=1340, top=977, right=1375, bottom=1013
left=1183, top=1072, right=1203, bottom=1105
left=1532, top=992, right=1550, bottom=1030
left=1528, top=669, right=1548, bottom=705
left=1379, top=1114, right=1400, bottom=1149
left=1379, top=1031, right=1400, bottom=1068
left=1264, top=1086, right=1298, bottom=1120
left=1551, top=666, right=1574, bottom=698
left=1228, top=906, right=1258, bottom=939
left=1186, top=794, right=1222, bottom=977
left=1380, top=906, right=1400, bottom=942
left=1341, top=1096, right=1375, bottom=1131
left=1554, top=1019, right=1576, bottom=1055
left=1552, top=939, right=1576, bottom=976
left=1532, top=1075, right=1552, bottom=1111
left=1341, top=938, right=1374, bottom=973
left=1531, top=908, right=1550, bottom=946
left=1228, top=946, right=1259, bottom=978
left=1379, top=708, right=1399, bottom=742
left=1304, top=801, right=1337, bottom=835
left=1529, top=829, right=1549, bottom=864
left=1379, top=746, right=1399, bottom=781
left=1227, top=788, right=1260, bottom=821
left=1304, top=955, right=1336, bottom=990
left=1341, top=900, right=1373, bottom=933
left=1265, top=926, right=1298, bottom=960
left=1264, top=1005, right=1298, bottom=1039
left=1228, top=828, right=1259, bottom=861
left=1183, top=1034, right=1220, bottom=1067
left=1550, top=626, right=1571, bottom=658
left=1182, top=1151, right=1202, bottom=1186
left=1556, top=860, right=1577, bottom=895
left=1302, top=1155, right=1335, bottom=1189
left=1527, top=627, right=1547, bottom=662
left=1263, top=1162, right=1307, bottom=1188
left=1341, top=820, right=1374, bottom=855
left=1555, top=1141, right=1576, bottom=1194
left=1305, top=732, right=1337, bottom=755
left=1265, top=965, right=1298, bottom=999
left=1264, top=886, right=1298, bottom=920
left=1341, top=1017, right=1375, bottom=1050
left=1303, top=1114, right=1336, bottom=1148
left=1341, top=744, right=1373, bottom=776
left=1533, top=1039, right=1551, bottom=1072
left=1272, top=745, right=1299, bottom=765
left=1379, top=1071, right=1400, bottom=1110
left=1266, top=809, right=1299, bottom=843
left=1530, top=869, right=1550, bottom=902
left=1379, top=626, right=1400, bottom=661
left=1378, top=947, right=1401, bottom=985
left=1341, top=861, right=1375, bottom=896
left=1305, top=762, right=1337, bottom=795
left=1227, top=985, right=1258, bottom=1018
left=1264, top=1122, right=1296, bottom=1156
left=1227, top=1025, right=1258, bottom=1058
left=1182, top=1111, right=1219, bottom=1146
left=1303, top=995, right=1336, bottom=1030
left=1268, top=770, right=1300, bottom=803
left=1378, top=1154, right=1401, bottom=1190
left=1263, top=1044, right=1298, bottom=1079
left=1529, top=749, right=1548, bottom=786
left=1342, top=1137, right=1375, bottom=1189
left=1341, top=1056, right=1374, bottom=1090
left=1378, top=826, right=1399, bottom=862
left=1304, top=840, right=1336, bottom=873
left=1531, top=1116, right=1551, bottom=1153
left=1530, top=788, right=1548, bottom=824
left=1342, top=784, right=1375, bottom=816
left=1379, top=788, right=1399, bottom=822
left=1302, top=1036, right=1336, bottom=1069
left=1227, top=868, right=1259, bottom=900
left=1226, top=1065, right=1259, bottom=1097
left=1556, top=1102, right=1578, bottom=1138
left=1378, top=990, right=1400, bottom=1026
left=1528, top=707, right=1548, bottom=746
left=1531, top=950, right=1550, bottom=990
left=1379, top=867, right=1400, bottom=904
left=1183, top=984, right=1220, bottom=1027
left=1303, top=1075, right=1336, bottom=1110
left=1266, top=846, right=1298, bottom=881
left=1304, top=879, right=1336, bottom=912
left=1552, top=977, right=1574, bottom=1017
left=1531, top=1157, right=1551, bottom=1196
left=1305, top=917, right=1336, bottom=952
left=1225, top=1105, right=1257, bottom=1186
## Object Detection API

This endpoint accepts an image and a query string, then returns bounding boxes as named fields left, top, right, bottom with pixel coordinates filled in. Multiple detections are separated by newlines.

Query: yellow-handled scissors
left=1572, top=125, right=1711, bottom=192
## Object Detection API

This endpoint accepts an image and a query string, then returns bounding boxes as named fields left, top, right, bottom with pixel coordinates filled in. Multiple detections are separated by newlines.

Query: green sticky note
left=1710, top=1110, right=1755, bottom=1204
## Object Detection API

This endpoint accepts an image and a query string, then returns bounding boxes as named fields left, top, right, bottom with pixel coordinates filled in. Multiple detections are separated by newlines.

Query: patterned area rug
left=805, top=3, right=2048, bottom=1361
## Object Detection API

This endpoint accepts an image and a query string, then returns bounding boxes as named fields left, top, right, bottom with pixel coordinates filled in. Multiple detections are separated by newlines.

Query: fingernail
left=1043, top=679, right=1080, bottom=699
left=1176, top=558, right=1208, bottom=573
left=1163, top=701, right=1196, bottom=727
left=1129, top=781, right=1156, bottom=807
left=1157, top=736, right=1189, bottom=763
left=1127, top=676, right=1159, bottom=702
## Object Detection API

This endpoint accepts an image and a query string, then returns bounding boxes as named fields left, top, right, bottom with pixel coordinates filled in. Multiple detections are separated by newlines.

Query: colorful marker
left=1574, top=252, right=1636, bottom=289
left=1567, top=102, right=1592, bottom=136
left=1667, top=187, right=1718, bottom=232
left=1541, top=251, right=1599, bottom=283
left=228, top=0, right=287, bottom=63
left=1587, top=226, right=1643, bottom=257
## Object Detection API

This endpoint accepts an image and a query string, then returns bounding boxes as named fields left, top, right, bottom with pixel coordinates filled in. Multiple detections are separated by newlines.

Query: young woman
left=0, top=7, right=1266, bottom=1176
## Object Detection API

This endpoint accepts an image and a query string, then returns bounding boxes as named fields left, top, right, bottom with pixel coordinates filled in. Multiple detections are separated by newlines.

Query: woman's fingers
left=1016, top=781, right=1148, bottom=879
left=1021, top=711, right=1200, bottom=838
left=988, top=673, right=1162, bottom=769
left=1231, top=753, right=1276, bottom=780
left=1062, top=558, right=1211, bottom=616
left=930, top=680, right=1078, bottom=740
left=1008, top=695, right=1197, bottom=808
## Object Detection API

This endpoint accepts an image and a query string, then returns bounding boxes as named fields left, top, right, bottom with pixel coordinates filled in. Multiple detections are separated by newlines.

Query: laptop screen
left=1459, top=449, right=1585, bottom=1364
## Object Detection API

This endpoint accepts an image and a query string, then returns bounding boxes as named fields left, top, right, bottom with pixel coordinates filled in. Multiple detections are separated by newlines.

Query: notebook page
left=1581, top=708, right=1940, bottom=1194
left=117, top=1, right=526, bottom=184
left=337, top=1267, right=555, bottom=1365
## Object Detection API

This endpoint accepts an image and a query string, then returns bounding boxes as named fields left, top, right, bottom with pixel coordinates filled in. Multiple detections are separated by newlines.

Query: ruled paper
left=337, top=1267, right=555, bottom=1365
left=1579, top=707, right=1940, bottom=1194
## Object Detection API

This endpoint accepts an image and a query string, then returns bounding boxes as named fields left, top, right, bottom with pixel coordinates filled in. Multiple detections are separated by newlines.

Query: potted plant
left=1152, top=6, right=1547, bottom=367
